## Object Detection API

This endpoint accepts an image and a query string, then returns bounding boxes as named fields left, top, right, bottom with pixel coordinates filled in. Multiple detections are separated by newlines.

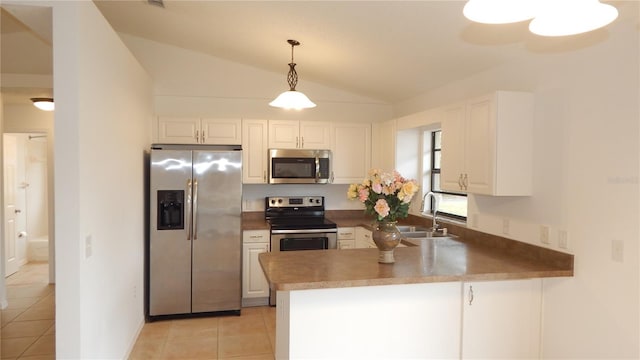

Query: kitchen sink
left=397, top=225, right=454, bottom=239
left=396, top=225, right=430, bottom=233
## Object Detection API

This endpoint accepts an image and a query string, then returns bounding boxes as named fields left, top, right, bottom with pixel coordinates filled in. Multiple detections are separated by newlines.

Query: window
left=426, top=130, right=467, bottom=220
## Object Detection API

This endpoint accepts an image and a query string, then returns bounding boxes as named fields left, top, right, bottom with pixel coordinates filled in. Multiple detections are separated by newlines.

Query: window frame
left=429, top=130, right=467, bottom=221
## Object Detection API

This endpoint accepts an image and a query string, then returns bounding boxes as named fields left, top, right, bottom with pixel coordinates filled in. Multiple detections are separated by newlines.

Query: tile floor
left=1, top=262, right=55, bottom=360
left=129, top=306, right=276, bottom=360
left=2, top=263, right=275, bottom=359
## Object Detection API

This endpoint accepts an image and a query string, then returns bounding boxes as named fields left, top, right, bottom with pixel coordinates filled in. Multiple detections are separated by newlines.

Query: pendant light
left=529, top=0, right=618, bottom=37
left=269, top=39, right=316, bottom=110
left=30, top=97, right=55, bottom=111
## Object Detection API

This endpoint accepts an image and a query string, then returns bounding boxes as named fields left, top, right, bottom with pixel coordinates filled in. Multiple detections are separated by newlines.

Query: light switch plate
left=540, top=226, right=550, bottom=244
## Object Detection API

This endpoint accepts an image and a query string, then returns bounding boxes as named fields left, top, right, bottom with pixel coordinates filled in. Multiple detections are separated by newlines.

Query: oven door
left=270, top=230, right=337, bottom=252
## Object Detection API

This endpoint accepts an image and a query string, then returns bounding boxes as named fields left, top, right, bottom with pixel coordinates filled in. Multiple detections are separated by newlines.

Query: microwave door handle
left=315, top=156, right=320, bottom=183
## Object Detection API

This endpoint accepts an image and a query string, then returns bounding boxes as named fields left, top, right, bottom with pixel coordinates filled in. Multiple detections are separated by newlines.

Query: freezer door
left=191, top=150, right=242, bottom=313
left=149, top=150, right=193, bottom=316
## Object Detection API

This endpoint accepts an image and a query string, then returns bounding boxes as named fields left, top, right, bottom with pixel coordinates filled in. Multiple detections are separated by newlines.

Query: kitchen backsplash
left=242, top=184, right=362, bottom=211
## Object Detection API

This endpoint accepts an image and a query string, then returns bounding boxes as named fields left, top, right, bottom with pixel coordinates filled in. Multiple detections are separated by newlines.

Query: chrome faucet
left=420, top=191, right=439, bottom=231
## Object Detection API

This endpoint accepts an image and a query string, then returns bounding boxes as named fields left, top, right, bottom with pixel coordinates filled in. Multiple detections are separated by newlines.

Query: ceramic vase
left=372, top=221, right=402, bottom=263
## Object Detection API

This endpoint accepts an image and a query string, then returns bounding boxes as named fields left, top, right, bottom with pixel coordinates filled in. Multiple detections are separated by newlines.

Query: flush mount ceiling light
left=463, top=0, right=538, bottom=24
left=269, top=39, right=316, bottom=110
left=529, top=0, right=618, bottom=37
left=463, top=0, right=618, bottom=36
left=30, top=97, right=54, bottom=111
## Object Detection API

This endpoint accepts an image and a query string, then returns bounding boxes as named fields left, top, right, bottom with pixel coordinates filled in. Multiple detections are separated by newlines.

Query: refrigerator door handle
left=193, top=179, right=199, bottom=240
left=186, top=178, right=193, bottom=241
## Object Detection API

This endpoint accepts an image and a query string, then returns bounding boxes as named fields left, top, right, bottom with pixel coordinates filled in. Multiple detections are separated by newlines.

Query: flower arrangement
left=347, top=169, right=420, bottom=222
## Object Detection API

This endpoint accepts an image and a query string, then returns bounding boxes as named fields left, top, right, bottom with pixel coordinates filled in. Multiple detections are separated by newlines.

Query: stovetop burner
left=265, top=196, right=337, bottom=231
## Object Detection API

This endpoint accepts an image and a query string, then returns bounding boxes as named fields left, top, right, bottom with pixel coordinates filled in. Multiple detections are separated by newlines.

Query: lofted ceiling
left=1, top=1, right=635, bottom=105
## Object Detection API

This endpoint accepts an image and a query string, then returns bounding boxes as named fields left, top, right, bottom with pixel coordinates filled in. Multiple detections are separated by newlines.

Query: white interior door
left=4, top=135, right=18, bottom=277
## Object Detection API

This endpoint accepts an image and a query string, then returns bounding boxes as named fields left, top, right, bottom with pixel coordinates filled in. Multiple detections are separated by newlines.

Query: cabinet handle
left=296, top=136, right=299, bottom=148
left=463, top=174, right=469, bottom=190
left=195, top=130, right=199, bottom=142
left=201, top=130, right=205, bottom=143
left=330, top=171, right=334, bottom=183
left=468, top=285, right=474, bottom=306
left=301, top=136, right=304, bottom=148
left=458, top=174, right=464, bottom=190
left=263, top=170, right=267, bottom=182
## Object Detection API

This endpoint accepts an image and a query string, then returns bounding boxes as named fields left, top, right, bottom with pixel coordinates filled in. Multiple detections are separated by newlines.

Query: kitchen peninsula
left=259, top=233, right=573, bottom=359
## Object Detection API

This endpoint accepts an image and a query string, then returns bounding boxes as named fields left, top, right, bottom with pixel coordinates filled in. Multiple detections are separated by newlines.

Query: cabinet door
left=268, top=120, right=299, bottom=149
left=242, top=119, right=268, bottom=183
left=201, top=118, right=242, bottom=145
left=355, top=227, right=373, bottom=249
left=440, top=104, right=466, bottom=192
left=332, top=123, right=371, bottom=184
left=157, top=117, right=200, bottom=144
left=299, top=121, right=331, bottom=149
left=464, top=95, right=495, bottom=195
left=371, top=119, right=396, bottom=171
left=242, top=242, right=270, bottom=299
left=462, top=279, right=542, bottom=359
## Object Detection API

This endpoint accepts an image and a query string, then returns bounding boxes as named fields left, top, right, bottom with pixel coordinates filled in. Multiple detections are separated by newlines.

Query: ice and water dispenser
left=157, top=190, right=184, bottom=230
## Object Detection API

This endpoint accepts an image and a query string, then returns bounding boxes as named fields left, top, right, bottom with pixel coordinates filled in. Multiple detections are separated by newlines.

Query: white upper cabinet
left=268, top=120, right=331, bottom=149
left=242, top=119, right=269, bottom=184
left=157, top=117, right=242, bottom=145
left=331, top=122, right=372, bottom=184
left=157, top=117, right=200, bottom=144
left=371, top=119, right=396, bottom=171
left=440, top=91, right=533, bottom=196
left=201, top=118, right=242, bottom=145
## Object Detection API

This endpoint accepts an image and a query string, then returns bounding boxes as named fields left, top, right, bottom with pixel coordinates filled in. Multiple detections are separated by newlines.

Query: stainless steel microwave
left=268, top=149, right=332, bottom=184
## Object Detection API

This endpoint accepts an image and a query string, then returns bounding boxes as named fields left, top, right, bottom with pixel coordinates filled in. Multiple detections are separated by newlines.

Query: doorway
left=3, top=133, right=49, bottom=280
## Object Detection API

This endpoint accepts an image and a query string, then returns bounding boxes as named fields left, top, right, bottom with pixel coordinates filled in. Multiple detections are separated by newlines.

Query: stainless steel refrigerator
left=148, top=144, right=242, bottom=319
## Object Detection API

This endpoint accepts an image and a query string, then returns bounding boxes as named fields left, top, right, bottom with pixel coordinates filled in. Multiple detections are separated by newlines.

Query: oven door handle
left=271, top=228, right=338, bottom=235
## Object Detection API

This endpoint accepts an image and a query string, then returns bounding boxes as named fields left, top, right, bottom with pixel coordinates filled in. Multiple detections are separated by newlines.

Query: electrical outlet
left=612, top=239, right=624, bottom=263
left=502, top=219, right=510, bottom=235
left=85, top=234, right=93, bottom=258
left=558, top=230, right=568, bottom=249
left=540, top=226, right=550, bottom=244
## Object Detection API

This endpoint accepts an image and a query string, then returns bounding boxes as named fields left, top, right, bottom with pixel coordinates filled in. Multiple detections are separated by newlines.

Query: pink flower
left=372, top=182, right=383, bottom=194
left=374, top=199, right=390, bottom=218
left=358, top=188, right=369, bottom=202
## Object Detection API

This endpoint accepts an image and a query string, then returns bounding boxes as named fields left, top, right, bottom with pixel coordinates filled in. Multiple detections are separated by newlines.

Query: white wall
left=118, top=34, right=393, bottom=125
left=53, top=2, right=152, bottom=358
left=394, top=9, right=639, bottom=359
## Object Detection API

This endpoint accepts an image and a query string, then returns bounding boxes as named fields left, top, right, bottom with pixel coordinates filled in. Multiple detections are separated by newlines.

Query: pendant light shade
left=269, top=90, right=317, bottom=110
left=269, top=39, right=316, bottom=110
left=529, top=0, right=618, bottom=37
left=30, top=97, right=55, bottom=111
left=463, top=0, right=537, bottom=24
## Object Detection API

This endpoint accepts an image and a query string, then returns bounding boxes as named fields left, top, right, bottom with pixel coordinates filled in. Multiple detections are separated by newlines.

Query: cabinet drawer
left=337, top=227, right=356, bottom=240
left=243, top=230, right=269, bottom=244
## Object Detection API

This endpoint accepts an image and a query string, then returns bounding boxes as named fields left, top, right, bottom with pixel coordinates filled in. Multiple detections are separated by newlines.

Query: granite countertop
left=259, top=232, right=574, bottom=292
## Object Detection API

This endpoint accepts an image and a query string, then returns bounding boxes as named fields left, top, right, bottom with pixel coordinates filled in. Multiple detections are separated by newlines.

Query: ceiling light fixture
left=30, top=98, right=55, bottom=111
left=463, top=0, right=618, bottom=36
left=269, top=39, right=316, bottom=110
left=463, top=0, right=538, bottom=24
left=529, top=0, right=618, bottom=37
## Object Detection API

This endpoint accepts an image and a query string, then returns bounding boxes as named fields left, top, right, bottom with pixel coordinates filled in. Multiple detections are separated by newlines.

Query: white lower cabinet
left=242, top=230, right=270, bottom=306
left=337, top=227, right=356, bottom=250
left=461, top=279, right=542, bottom=359
left=355, top=226, right=375, bottom=248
